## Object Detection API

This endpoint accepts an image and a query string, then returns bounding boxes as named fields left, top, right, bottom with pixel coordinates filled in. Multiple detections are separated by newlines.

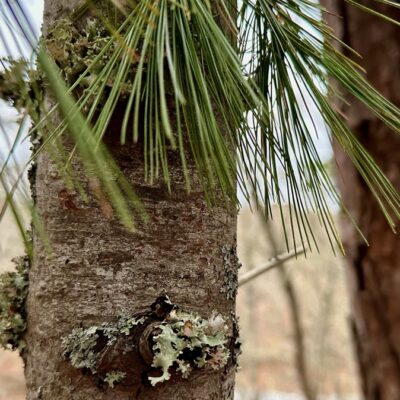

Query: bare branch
left=238, top=246, right=306, bottom=287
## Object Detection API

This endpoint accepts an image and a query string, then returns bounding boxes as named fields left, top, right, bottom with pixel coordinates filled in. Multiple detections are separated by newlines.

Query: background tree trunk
left=323, top=1, right=400, bottom=398
left=23, top=1, right=238, bottom=399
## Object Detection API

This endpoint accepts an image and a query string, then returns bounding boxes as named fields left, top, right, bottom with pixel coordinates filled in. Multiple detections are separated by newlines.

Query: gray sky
left=0, top=0, right=43, bottom=59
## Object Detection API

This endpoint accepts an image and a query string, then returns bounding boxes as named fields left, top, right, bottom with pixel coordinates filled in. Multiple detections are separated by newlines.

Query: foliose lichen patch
left=0, top=256, right=29, bottom=351
left=46, top=18, right=114, bottom=85
left=45, top=15, right=137, bottom=110
left=104, top=370, right=127, bottom=388
left=0, top=58, right=44, bottom=121
left=149, top=308, right=230, bottom=386
left=62, top=296, right=231, bottom=388
left=61, top=314, right=145, bottom=373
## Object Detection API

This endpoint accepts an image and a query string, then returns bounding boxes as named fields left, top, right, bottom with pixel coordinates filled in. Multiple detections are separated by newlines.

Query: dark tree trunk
left=23, top=1, right=238, bottom=399
left=323, top=1, right=400, bottom=399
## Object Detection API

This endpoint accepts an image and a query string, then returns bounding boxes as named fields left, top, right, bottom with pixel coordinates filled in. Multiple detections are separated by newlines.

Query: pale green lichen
left=46, top=18, right=114, bottom=84
left=104, top=370, right=126, bottom=388
left=117, top=314, right=146, bottom=336
left=0, top=256, right=29, bottom=351
left=0, top=58, right=43, bottom=120
left=45, top=16, right=137, bottom=109
left=61, top=326, right=99, bottom=372
left=149, top=309, right=229, bottom=386
left=62, top=314, right=145, bottom=373
left=62, top=297, right=232, bottom=388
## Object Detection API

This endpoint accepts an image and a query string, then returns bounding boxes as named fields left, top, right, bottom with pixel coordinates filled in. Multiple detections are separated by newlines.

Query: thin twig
left=238, top=246, right=306, bottom=287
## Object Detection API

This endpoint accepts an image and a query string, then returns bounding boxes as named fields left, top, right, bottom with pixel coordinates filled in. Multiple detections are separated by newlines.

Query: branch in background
left=238, top=247, right=305, bottom=287
left=262, top=218, right=317, bottom=400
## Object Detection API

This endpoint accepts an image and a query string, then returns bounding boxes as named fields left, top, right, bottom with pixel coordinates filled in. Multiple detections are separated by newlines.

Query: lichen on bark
left=45, top=8, right=136, bottom=110
left=61, top=296, right=231, bottom=388
left=104, top=370, right=127, bottom=388
left=46, top=18, right=115, bottom=86
left=0, top=58, right=44, bottom=121
left=220, top=244, right=241, bottom=300
left=149, top=307, right=230, bottom=386
left=62, top=314, right=146, bottom=373
left=0, top=255, right=29, bottom=351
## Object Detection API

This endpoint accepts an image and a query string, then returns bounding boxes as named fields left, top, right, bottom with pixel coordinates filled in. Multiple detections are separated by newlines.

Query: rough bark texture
left=23, top=1, right=238, bottom=399
left=323, top=1, right=400, bottom=399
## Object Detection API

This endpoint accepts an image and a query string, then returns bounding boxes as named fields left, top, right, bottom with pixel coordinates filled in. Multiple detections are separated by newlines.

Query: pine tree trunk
left=23, top=1, right=238, bottom=399
left=323, top=1, right=400, bottom=398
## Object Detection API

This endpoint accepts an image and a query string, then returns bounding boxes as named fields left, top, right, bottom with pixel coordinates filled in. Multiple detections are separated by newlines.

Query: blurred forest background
left=0, top=200, right=361, bottom=400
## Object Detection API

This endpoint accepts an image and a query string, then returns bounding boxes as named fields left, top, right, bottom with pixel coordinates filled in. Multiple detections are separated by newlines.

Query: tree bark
left=23, top=1, right=238, bottom=399
left=323, top=1, right=400, bottom=399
